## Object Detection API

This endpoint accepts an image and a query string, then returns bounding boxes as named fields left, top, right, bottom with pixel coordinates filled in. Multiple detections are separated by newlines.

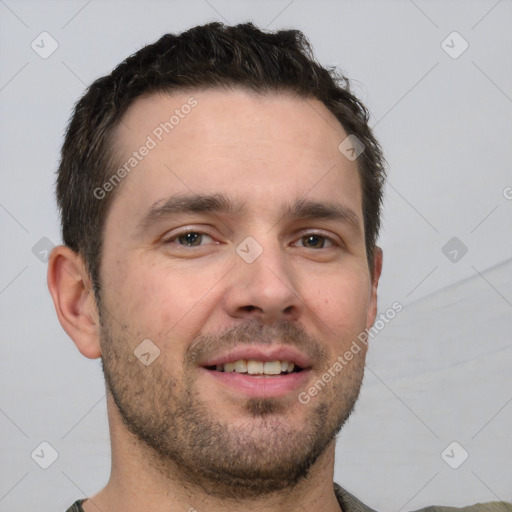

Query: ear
left=366, top=247, right=383, bottom=329
left=47, top=245, right=101, bottom=359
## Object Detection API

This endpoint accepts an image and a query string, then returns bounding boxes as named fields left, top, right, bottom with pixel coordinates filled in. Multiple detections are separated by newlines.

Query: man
left=47, top=22, right=511, bottom=512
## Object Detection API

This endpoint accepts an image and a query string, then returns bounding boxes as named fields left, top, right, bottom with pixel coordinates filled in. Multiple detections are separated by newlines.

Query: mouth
left=205, top=358, right=304, bottom=376
left=199, top=347, right=312, bottom=398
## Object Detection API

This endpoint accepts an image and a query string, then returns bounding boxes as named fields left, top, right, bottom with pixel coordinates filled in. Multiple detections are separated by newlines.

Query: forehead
left=106, top=88, right=362, bottom=228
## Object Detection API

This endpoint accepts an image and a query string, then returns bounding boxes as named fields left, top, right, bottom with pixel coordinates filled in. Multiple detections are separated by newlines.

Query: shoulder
left=412, top=504, right=512, bottom=512
left=65, top=499, right=85, bottom=512
left=334, top=483, right=512, bottom=512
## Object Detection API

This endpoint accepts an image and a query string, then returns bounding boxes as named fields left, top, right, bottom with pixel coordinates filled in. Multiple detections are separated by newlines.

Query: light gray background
left=1, top=1, right=511, bottom=511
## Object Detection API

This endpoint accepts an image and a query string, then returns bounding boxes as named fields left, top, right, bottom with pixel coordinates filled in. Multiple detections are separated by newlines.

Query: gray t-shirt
left=65, top=483, right=512, bottom=511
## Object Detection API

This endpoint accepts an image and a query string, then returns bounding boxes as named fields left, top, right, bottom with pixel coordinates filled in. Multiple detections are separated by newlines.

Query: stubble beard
left=99, top=310, right=365, bottom=499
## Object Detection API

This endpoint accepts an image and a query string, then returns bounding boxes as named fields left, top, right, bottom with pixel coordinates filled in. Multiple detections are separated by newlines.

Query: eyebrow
left=137, top=193, right=242, bottom=234
left=282, top=198, right=361, bottom=230
left=136, top=193, right=361, bottom=234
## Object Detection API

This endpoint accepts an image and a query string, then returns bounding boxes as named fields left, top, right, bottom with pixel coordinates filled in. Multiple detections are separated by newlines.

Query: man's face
left=98, top=89, right=378, bottom=497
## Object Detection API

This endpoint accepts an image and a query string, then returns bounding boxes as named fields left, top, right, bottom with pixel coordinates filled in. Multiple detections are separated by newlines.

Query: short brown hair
left=56, top=22, right=386, bottom=298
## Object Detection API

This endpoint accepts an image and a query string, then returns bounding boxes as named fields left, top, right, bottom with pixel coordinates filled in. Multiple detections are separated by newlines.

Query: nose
left=223, top=237, right=305, bottom=325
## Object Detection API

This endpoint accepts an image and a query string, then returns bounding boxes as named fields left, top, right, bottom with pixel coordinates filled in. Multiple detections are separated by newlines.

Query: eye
left=165, top=231, right=215, bottom=247
left=295, top=233, right=334, bottom=249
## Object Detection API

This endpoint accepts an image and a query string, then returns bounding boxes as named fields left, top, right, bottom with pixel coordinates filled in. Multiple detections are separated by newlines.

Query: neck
left=83, top=394, right=342, bottom=512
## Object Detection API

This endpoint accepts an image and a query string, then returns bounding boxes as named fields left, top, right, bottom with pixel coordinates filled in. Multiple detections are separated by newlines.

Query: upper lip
left=200, top=345, right=313, bottom=369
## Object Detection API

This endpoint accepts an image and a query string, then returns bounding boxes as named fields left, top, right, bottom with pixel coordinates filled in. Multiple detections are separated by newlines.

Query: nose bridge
left=227, top=232, right=303, bottom=322
left=239, top=233, right=294, bottom=293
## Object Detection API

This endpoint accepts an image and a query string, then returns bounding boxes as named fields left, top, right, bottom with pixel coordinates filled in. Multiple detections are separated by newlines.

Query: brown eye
left=168, top=232, right=214, bottom=247
left=299, top=234, right=331, bottom=249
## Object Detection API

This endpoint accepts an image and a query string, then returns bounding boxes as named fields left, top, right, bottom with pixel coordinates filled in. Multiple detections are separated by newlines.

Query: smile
left=209, top=359, right=302, bottom=375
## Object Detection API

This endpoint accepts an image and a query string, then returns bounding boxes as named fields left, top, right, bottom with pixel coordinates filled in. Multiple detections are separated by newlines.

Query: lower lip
left=200, top=368, right=311, bottom=398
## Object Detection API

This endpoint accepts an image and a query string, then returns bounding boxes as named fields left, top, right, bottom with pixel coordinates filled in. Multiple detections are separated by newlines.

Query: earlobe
left=47, top=245, right=102, bottom=359
left=366, top=247, right=383, bottom=329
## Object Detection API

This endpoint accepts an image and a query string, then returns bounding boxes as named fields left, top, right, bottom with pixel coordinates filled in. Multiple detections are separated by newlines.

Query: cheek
left=105, top=256, right=225, bottom=343
left=303, top=267, right=371, bottom=341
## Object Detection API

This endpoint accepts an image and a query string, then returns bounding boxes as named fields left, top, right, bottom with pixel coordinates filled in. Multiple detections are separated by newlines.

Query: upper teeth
left=216, top=359, right=295, bottom=375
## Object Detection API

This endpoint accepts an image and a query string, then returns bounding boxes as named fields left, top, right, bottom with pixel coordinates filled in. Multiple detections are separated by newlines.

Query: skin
left=48, top=89, right=382, bottom=512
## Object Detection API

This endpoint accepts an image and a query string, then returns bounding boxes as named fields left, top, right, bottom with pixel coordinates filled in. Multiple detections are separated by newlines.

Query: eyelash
left=163, top=230, right=338, bottom=249
left=164, top=231, right=216, bottom=247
